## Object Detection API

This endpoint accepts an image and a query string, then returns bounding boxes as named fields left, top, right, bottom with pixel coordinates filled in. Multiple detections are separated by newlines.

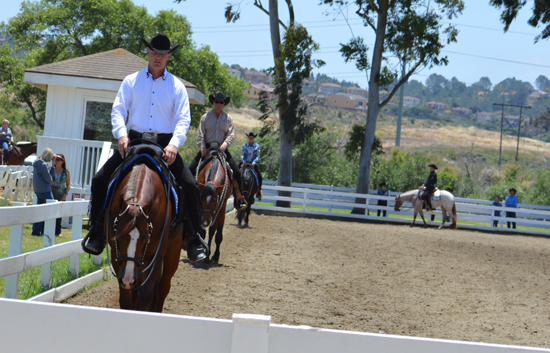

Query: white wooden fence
left=0, top=300, right=548, bottom=353
left=255, top=182, right=550, bottom=236
left=0, top=200, right=104, bottom=301
left=0, top=166, right=34, bottom=205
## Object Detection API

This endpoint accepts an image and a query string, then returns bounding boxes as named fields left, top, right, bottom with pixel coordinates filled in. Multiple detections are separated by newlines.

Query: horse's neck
left=400, top=190, right=418, bottom=202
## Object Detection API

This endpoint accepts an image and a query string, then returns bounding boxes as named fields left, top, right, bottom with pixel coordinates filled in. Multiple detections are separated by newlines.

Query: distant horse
left=196, top=147, right=235, bottom=263
left=394, top=189, right=458, bottom=229
left=237, top=166, right=258, bottom=228
left=0, top=142, right=37, bottom=165
left=105, top=144, right=183, bottom=312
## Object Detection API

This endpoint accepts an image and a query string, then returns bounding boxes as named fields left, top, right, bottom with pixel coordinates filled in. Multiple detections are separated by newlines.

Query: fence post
left=5, top=202, right=26, bottom=299
left=40, top=199, right=58, bottom=289
left=69, top=200, right=84, bottom=277
left=303, top=190, right=307, bottom=213
left=329, top=185, right=333, bottom=212
left=230, top=314, right=271, bottom=353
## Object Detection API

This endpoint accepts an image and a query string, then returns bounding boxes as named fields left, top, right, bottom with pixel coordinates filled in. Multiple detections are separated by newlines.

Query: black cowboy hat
left=428, top=164, right=438, bottom=170
left=246, top=132, right=257, bottom=138
left=509, top=188, right=517, bottom=193
left=141, top=33, right=181, bottom=54
left=209, top=92, right=231, bottom=105
left=379, top=182, right=386, bottom=187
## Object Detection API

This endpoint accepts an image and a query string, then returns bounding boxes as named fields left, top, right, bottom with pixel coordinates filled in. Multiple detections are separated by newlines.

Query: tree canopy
left=0, top=0, right=247, bottom=129
left=490, top=0, right=550, bottom=42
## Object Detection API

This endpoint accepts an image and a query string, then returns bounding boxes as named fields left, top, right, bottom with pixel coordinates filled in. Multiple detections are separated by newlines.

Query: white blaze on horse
left=394, top=189, right=458, bottom=229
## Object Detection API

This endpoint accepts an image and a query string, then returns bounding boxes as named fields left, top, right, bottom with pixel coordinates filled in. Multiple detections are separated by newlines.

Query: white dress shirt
left=111, top=67, right=191, bottom=148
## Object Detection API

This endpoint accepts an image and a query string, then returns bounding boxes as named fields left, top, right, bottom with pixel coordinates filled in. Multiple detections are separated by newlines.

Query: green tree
left=490, top=0, right=550, bottom=42
left=322, top=0, right=464, bottom=213
left=0, top=0, right=247, bottom=129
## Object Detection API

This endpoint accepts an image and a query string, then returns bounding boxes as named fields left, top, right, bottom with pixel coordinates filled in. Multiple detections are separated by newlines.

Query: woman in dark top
left=419, top=164, right=438, bottom=212
left=50, top=154, right=71, bottom=236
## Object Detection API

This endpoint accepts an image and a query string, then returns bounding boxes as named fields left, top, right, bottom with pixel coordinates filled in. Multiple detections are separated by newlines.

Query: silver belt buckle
left=142, top=132, right=158, bottom=142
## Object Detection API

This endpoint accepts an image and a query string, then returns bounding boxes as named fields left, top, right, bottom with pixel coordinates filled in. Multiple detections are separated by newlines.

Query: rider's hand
left=164, top=144, right=178, bottom=165
left=251, top=162, right=256, bottom=167
left=118, top=136, right=129, bottom=158
left=201, top=148, right=206, bottom=157
left=51, top=182, right=58, bottom=187
left=243, top=162, right=247, bottom=167
left=219, top=144, right=226, bottom=153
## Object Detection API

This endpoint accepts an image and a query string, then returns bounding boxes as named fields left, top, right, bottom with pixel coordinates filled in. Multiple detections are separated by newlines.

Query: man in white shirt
left=82, top=33, right=207, bottom=262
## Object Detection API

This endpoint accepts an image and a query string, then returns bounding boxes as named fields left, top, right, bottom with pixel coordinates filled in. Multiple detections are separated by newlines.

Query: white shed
left=23, top=48, right=205, bottom=197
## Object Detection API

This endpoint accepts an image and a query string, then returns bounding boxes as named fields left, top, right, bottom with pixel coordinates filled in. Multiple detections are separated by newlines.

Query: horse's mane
left=123, top=164, right=148, bottom=218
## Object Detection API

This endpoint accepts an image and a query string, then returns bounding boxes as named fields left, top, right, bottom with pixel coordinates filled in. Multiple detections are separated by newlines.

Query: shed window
left=83, top=100, right=116, bottom=147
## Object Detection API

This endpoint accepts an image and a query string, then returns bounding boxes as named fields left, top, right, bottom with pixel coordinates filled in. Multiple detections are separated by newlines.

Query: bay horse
left=105, top=144, right=183, bottom=312
left=394, top=189, right=458, bottom=229
left=237, top=166, right=258, bottom=228
left=0, top=142, right=37, bottom=165
left=196, top=147, right=234, bottom=264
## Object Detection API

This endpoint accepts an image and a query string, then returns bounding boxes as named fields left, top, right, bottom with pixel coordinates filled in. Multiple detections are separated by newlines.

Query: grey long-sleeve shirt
left=196, top=111, right=235, bottom=149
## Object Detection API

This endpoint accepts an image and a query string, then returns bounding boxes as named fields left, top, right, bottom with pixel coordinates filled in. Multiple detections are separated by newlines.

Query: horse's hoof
left=237, top=224, right=242, bottom=228
left=409, top=225, right=413, bottom=228
left=244, top=223, right=249, bottom=228
left=423, top=226, right=428, bottom=229
left=193, top=261, right=203, bottom=267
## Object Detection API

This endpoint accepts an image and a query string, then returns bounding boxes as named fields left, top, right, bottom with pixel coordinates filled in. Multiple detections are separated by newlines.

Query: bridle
left=196, top=150, right=230, bottom=228
left=112, top=203, right=153, bottom=268
left=240, top=166, right=255, bottom=200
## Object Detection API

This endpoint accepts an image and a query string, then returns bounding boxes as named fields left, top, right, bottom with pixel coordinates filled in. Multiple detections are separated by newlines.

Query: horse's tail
left=451, top=202, right=458, bottom=229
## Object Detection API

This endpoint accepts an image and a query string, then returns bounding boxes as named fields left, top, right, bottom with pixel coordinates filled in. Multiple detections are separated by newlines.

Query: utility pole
left=492, top=103, right=531, bottom=165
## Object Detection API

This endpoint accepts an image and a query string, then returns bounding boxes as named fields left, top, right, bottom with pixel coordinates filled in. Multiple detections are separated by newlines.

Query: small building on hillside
left=244, top=83, right=277, bottom=100
left=525, top=117, right=546, bottom=134
left=378, top=90, right=390, bottom=102
left=452, top=107, right=472, bottom=119
left=304, top=93, right=326, bottom=106
left=326, top=93, right=368, bottom=110
left=503, top=115, right=520, bottom=128
left=427, top=101, right=446, bottom=111
left=346, top=86, right=367, bottom=97
left=23, top=48, right=204, bottom=195
left=302, top=79, right=315, bottom=92
left=403, top=96, right=420, bottom=108
left=528, top=90, right=549, bottom=99
left=318, top=83, right=341, bottom=95
left=476, top=111, right=494, bottom=123
left=227, top=68, right=243, bottom=80
left=244, top=70, right=267, bottom=84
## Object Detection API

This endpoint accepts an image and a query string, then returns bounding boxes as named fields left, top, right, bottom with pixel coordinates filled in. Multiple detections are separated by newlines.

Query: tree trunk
left=353, top=1, right=388, bottom=214
left=269, top=0, right=292, bottom=207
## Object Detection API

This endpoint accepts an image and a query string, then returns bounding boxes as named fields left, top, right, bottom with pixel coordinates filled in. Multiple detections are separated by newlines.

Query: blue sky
left=2, top=0, right=549, bottom=89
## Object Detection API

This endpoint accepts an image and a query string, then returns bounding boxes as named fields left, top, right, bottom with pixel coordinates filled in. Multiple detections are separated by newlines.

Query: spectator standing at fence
left=32, top=148, right=55, bottom=236
left=377, top=182, right=389, bottom=217
left=50, top=154, right=70, bottom=236
left=492, top=195, right=502, bottom=227
left=505, top=188, right=518, bottom=229
left=0, top=119, right=14, bottom=164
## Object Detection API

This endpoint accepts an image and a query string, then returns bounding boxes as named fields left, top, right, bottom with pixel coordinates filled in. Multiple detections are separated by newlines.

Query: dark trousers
left=32, top=191, right=54, bottom=235
left=189, top=150, right=243, bottom=190
left=493, top=220, right=499, bottom=227
left=90, top=143, right=201, bottom=232
left=377, top=200, right=387, bottom=217
left=423, top=188, right=434, bottom=209
left=506, top=212, right=516, bottom=229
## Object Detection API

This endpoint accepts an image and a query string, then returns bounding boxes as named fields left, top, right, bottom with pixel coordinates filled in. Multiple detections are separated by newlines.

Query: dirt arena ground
left=67, top=213, right=550, bottom=349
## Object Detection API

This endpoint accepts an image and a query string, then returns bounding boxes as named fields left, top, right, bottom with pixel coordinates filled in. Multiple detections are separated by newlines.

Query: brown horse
left=105, top=154, right=183, bottom=312
left=196, top=149, right=234, bottom=264
left=0, top=142, right=37, bottom=165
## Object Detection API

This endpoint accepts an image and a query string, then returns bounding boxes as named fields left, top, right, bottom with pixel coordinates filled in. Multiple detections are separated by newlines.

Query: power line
left=442, top=50, right=550, bottom=69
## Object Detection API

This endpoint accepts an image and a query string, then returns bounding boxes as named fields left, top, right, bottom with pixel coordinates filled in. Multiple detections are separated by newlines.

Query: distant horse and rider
left=0, top=142, right=37, bottom=165
left=237, top=131, right=263, bottom=228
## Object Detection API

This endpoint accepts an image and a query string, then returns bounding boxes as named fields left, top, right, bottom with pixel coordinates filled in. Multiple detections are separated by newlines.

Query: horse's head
left=394, top=195, right=402, bottom=212
left=241, top=167, right=254, bottom=199
left=200, top=183, right=219, bottom=228
left=111, top=203, right=154, bottom=290
left=198, top=156, right=228, bottom=228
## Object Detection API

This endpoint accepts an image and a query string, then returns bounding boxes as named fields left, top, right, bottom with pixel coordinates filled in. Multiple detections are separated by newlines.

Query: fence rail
left=255, top=183, right=550, bottom=235
left=0, top=200, right=103, bottom=301
left=0, top=300, right=548, bottom=353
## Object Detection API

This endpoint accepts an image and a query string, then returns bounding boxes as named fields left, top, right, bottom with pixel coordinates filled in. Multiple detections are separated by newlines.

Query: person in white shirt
left=82, top=33, right=207, bottom=262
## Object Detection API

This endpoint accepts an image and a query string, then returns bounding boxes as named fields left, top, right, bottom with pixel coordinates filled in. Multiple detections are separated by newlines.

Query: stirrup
left=81, top=232, right=104, bottom=256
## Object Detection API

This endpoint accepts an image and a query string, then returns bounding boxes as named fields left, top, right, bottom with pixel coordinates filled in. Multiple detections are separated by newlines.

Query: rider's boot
left=231, top=177, right=247, bottom=211
left=256, top=189, right=263, bottom=200
left=81, top=209, right=105, bottom=256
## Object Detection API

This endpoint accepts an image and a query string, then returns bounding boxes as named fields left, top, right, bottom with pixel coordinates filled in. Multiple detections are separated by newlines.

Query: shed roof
left=24, top=48, right=204, bottom=105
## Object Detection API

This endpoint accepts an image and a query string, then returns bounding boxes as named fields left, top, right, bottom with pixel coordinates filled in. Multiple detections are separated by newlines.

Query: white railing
left=0, top=200, right=103, bottom=301
left=37, top=136, right=112, bottom=190
left=255, top=183, right=550, bottom=235
left=0, top=166, right=34, bottom=205
left=0, top=302, right=548, bottom=353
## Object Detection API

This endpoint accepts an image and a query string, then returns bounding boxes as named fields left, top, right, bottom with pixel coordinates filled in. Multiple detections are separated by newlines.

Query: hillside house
left=244, top=70, right=267, bottom=84
left=452, top=107, right=472, bottom=119
left=427, top=101, right=446, bottom=111
left=346, top=86, right=367, bottom=97
left=476, top=112, right=494, bottom=123
left=379, top=90, right=390, bottom=102
left=503, top=115, right=520, bottom=128
left=23, top=48, right=204, bottom=195
left=403, top=96, right=420, bottom=108
left=525, top=117, right=547, bottom=134
left=318, top=83, right=341, bottom=95
left=227, top=68, right=243, bottom=80
left=326, top=93, right=368, bottom=110
left=304, top=94, right=326, bottom=105
left=302, top=80, right=315, bottom=92
left=244, top=83, right=277, bottom=100
left=528, top=90, right=548, bottom=99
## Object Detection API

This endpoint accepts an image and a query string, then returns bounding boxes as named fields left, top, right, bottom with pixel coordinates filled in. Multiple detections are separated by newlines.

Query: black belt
left=129, top=129, right=172, bottom=144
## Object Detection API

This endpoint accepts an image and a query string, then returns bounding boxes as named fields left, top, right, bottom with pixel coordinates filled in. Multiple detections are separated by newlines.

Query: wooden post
left=302, top=191, right=307, bottom=213
left=40, top=199, right=57, bottom=289
left=69, top=206, right=83, bottom=277
left=328, top=185, right=333, bottom=212
left=5, top=202, right=26, bottom=299
left=230, top=313, right=271, bottom=353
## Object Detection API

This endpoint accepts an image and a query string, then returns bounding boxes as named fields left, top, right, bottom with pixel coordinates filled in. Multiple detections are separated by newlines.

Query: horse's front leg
left=211, top=224, right=223, bottom=263
left=419, top=210, right=427, bottom=228
left=411, top=210, right=417, bottom=228
left=244, top=203, right=251, bottom=227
